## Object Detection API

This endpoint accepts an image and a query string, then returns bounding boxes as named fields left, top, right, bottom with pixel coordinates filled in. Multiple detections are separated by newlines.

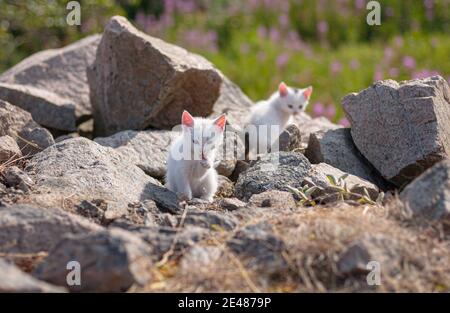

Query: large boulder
left=212, top=77, right=254, bottom=129
left=95, top=129, right=175, bottom=179
left=0, top=99, right=54, bottom=155
left=0, top=205, right=101, bottom=254
left=0, top=34, right=101, bottom=121
left=88, top=16, right=222, bottom=135
left=0, top=83, right=77, bottom=131
left=343, top=76, right=450, bottom=186
left=34, top=228, right=153, bottom=292
left=0, top=259, right=66, bottom=293
left=26, top=137, right=163, bottom=221
left=400, top=160, right=450, bottom=222
left=305, top=128, right=386, bottom=187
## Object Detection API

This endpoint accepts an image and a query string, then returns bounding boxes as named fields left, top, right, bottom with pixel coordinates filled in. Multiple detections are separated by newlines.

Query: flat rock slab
left=0, top=99, right=54, bottom=156
left=34, top=228, right=153, bottom=292
left=88, top=16, right=222, bottom=135
left=343, top=76, right=450, bottom=186
left=26, top=137, right=163, bottom=221
left=0, top=34, right=101, bottom=119
left=0, top=259, right=66, bottom=293
left=400, top=160, right=450, bottom=222
left=0, top=205, right=101, bottom=254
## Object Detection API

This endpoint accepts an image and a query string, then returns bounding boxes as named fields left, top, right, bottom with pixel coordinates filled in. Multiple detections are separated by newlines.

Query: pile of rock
left=1, top=15, right=449, bottom=292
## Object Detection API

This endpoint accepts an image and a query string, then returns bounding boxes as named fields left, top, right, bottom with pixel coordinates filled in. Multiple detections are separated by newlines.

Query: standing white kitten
left=166, top=110, right=227, bottom=202
left=247, top=82, right=313, bottom=156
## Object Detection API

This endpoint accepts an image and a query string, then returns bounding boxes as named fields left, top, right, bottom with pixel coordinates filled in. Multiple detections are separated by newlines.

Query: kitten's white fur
left=247, top=82, right=312, bottom=156
left=166, top=111, right=226, bottom=202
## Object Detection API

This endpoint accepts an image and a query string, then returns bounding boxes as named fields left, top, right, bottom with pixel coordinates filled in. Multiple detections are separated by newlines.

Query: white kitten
left=247, top=82, right=313, bottom=156
left=166, top=110, right=227, bottom=202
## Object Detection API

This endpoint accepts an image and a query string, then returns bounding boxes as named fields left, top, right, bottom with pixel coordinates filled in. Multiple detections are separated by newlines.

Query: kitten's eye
left=288, top=104, right=293, bottom=109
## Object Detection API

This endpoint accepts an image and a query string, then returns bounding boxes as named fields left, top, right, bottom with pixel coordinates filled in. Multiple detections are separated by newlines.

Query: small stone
left=249, top=190, right=297, bottom=209
left=219, top=198, right=246, bottom=211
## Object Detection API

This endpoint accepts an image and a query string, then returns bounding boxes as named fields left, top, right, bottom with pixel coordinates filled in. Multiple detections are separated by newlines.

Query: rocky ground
left=0, top=16, right=449, bottom=293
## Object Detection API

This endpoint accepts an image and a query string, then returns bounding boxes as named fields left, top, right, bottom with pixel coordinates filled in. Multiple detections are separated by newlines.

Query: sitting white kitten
left=166, top=110, right=227, bottom=202
left=247, top=82, right=312, bottom=156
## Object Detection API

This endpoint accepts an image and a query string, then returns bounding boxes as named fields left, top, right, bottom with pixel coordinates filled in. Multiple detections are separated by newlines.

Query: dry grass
left=137, top=200, right=450, bottom=293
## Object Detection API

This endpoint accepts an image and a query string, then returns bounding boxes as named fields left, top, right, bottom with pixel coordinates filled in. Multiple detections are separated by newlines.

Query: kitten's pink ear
left=303, top=86, right=313, bottom=100
left=278, top=82, right=288, bottom=97
left=214, top=114, right=227, bottom=131
left=181, top=110, right=194, bottom=128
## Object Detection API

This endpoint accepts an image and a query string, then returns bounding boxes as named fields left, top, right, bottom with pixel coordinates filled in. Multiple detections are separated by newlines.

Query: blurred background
left=0, top=0, right=449, bottom=125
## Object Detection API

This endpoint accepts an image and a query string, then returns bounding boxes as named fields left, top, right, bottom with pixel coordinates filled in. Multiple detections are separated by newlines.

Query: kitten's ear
left=278, top=82, right=288, bottom=97
left=181, top=110, right=194, bottom=128
left=213, top=114, right=227, bottom=131
left=303, top=86, right=313, bottom=100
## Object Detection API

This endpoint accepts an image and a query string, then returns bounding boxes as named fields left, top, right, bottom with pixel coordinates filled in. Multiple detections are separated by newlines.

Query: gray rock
left=0, top=259, right=66, bottom=293
left=0, top=83, right=77, bottom=131
left=293, top=112, right=341, bottom=147
left=343, top=76, right=450, bottom=186
left=212, top=76, right=254, bottom=129
left=119, top=225, right=207, bottom=261
left=229, top=160, right=250, bottom=182
left=180, top=208, right=237, bottom=231
left=95, top=129, right=174, bottom=179
left=307, top=163, right=380, bottom=201
left=215, top=129, right=244, bottom=177
left=3, top=166, right=34, bottom=192
left=26, top=137, right=162, bottom=220
left=400, top=160, right=450, bottom=222
left=337, top=234, right=400, bottom=275
left=0, top=34, right=101, bottom=120
left=235, top=152, right=312, bottom=201
left=218, top=198, right=246, bottom=211
left=0, top=205, right=101, bottom=254
left=227, top=222, right=288, bottom=273
left=305, top=128, right=385, bottom=186
left=0, top=135, right=22, bottom=163
left=34, top=228, right=153, bottom=292
left=249, top=190, right=297, bottom=209
left=276, top=124, right=302, bottom=152
left=88, top=16, right=222, bottom=135
left=144, top=184, right=182, bottom=214
left=0, top=99, right=54, bottom=155
left=216, top=175, right=235, bottom=198
left=179, top=246, right=222, bottom=273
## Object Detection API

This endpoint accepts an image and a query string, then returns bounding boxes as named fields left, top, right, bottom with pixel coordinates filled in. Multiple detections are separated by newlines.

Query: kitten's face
left=181, top=111, right=226, bottom=161
left=276, top=82, right=313, bottom=115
